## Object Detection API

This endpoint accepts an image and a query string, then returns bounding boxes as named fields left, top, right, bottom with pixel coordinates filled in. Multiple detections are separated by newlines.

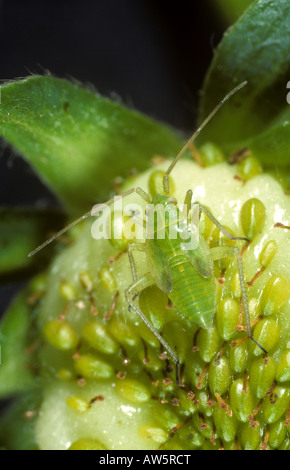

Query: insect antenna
left=28, top=187, right=150, bottom=257
left=28, top=210, right=92, bottom=257
left=163, top=81, right=247, bottom=195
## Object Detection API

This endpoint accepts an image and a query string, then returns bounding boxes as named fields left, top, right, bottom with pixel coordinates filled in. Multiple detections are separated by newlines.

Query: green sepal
left=0, top=290, right=36, bottom=398
left=0, top=207, right=65, bottom=282
left=207, top=0, right=253, bottom=26
left=0, top=75, right=183, bottom=215
left=199, top=0, right=290, bottom=168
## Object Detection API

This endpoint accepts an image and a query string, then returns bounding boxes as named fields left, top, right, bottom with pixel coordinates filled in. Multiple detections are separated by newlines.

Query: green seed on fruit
left=115, top=378, right=151, bottom=403
left=248, top=297, right=261, bottom=323
left=148, top=170, right=175, bottom=197
left=138, top=285, right=168, bottom=331
left=237, top=156, right=263, bottom=181
left=259, top=240, right=278, bottom=268
left=138, top=425, right=167, bottom=444
left=216, top=298, right=240, bottom=341
left=199, top=142, right=225, bottom=166
left=278, top=437, right=290, bottom=450
left=260, top=275, right=290, bottom=316
left=192, top=413, right=214, bottom=440
left=240, top=198, right=266, bottom=240
left=251, top=318, right=280, bottom=356
left=196, top=323, right=223, bottom=363
left=239, top=421, right=263, bottom=450
left=108, top=318, right=140, bottom=347
left=175, top=388, right=198, bottom=416
left=268, top=418, right=287, bottom=449
left=135, top=318, right=162, bottom=349
left=66, top=396, right=88, bottom=413
left=43, top=319, right=79, bottom=351
left=190, top=431, right=204, bottom=449
left=262, top=384, right=290, bottom=424
left=162, top=321, right=190, bottom=363
left=249, top=357, right=276, bottom=399
left=58, top=369, right=74, bottom=381
left=99, top=266, right=117, bottom=292
left=229, top=341, right=249, bottom=374
left=202, top=439, right=221, bottom=450
left=195, top=390, right=214, bottom=418
left=79, top=271, right=94, bottom=292
left=174, top=421, right=203, bottom=449
left=69, top=438, right=107, bottom=450
left=74, top=353, right=113, bottom=379
left=153, top=404, right=181, bottom=430
left=229, top=378, right=257, bottom=423
left=82, top=320, right=118, bottom=354
left=213, top=404, right=238, bottom=443
left=208, top=356, right=232, bottom=396
left=59, top=281, right=78, bottom=301
left=223, top=441, right=237, bottom=450
left=276, top=350, right=290, bottom=383
left=160, top=439, right=184, bottom=451
left=109, top=210, right=132, bottom=250
left=231, top=271, right=242, bottom=300
left=137, top=346, right=164, bottom=373
left=184, top=354, right=208, bottom=390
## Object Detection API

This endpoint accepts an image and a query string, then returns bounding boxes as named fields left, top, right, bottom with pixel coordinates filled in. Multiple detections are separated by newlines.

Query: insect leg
left=210, top=245, right=267, bottom=354
left=125, top=272, right=181, bottom=385
left=127, top=242, right=146, bottom=284
left=183, top=189, right=193, bottom=223
left=196, top=202, right=249, bottom=242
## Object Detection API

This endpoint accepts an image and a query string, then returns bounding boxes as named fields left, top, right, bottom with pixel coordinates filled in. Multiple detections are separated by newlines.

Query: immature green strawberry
left=9, top=156, right=287, bottom=451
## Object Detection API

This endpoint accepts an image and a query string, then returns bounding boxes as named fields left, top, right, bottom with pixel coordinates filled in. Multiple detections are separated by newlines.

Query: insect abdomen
left=168, top=254, right=216, bottom=329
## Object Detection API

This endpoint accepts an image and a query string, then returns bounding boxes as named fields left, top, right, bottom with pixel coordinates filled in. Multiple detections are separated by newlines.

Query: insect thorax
left=145, top=194, right=198, bottom=246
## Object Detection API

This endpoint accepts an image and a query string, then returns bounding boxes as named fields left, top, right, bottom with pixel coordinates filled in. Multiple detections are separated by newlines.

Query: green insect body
left=145, top=194, right=216, bottom=330
left=167, top=255, right=216, bottom=329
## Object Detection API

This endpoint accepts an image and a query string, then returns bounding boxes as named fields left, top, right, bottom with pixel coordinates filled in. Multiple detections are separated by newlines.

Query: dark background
left=0, top=0, right=226, bottom=319
left=0, top=0, right=228, bottom=370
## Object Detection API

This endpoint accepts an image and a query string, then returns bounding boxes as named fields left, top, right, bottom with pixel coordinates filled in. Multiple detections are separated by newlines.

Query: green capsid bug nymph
left=29, top=81, right=267, bottom=385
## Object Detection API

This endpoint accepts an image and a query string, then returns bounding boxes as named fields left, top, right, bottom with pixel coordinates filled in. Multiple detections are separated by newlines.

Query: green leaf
left=0, top=290, right=36, bottom=398
left=199, top=0, right=290, bottom=167
left=0, top=207, right=65, bottom=282
left=244, top=106, right=290, bottom=167
left=207, top=0, right=253, bottom=26
left=0, top=75, right=183, bottom=215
